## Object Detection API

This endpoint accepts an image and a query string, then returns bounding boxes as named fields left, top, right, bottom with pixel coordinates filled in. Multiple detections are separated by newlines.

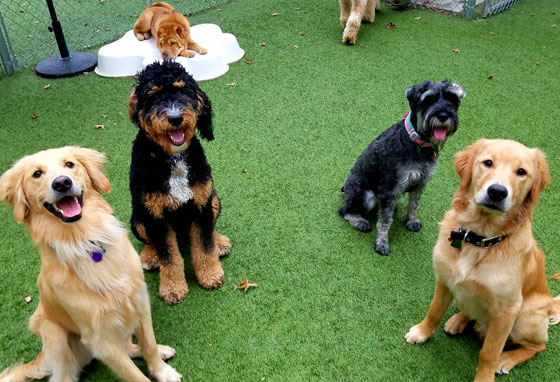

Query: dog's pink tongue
left=57, top=197, right=81, bottom=218
left=169, top=129, right=185, bottom=145
left=434, top=127, right=447, bottom=140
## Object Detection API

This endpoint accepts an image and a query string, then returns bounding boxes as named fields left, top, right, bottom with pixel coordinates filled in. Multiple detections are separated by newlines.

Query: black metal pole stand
left=35, top=0, right=97, bottom=78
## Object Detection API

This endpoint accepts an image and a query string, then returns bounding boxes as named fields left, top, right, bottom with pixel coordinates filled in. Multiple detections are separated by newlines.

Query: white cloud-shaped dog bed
left=95, top=24, right=244, bottom=81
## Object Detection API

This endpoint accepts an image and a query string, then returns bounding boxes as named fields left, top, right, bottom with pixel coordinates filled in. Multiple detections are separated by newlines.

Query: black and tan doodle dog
left=339, top=80, right=465, bottom=256
left=129, top=60, right=230, bottom=305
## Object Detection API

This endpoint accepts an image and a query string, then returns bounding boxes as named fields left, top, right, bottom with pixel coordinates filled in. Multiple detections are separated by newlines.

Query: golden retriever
left=134, top=1, right=207, bottom=59
left=405, top=139, right=560, bottom=381
left=0, top=147, right=181, bottom=382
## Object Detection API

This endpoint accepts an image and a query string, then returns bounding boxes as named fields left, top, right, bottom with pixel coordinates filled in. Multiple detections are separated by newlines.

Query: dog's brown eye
left=65, top=161, right=74, bottom=169
left=32, top=170, right=42, bottom=178
left=483, top=160, right=493, bottom=168
left=517, top=168, right=527, bottom=176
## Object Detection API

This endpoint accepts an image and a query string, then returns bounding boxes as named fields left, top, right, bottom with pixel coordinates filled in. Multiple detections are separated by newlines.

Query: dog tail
left=549, top=272, right=560, bottom=325
left=0, top=353, right=47, bottom=382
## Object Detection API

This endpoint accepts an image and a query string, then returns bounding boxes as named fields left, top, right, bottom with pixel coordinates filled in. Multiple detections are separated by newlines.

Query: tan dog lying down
left=134, top=1, right=207, bottom=59
left=0, top=147, right=181, bottom=382
left=405, top=139, right=560, bottom=381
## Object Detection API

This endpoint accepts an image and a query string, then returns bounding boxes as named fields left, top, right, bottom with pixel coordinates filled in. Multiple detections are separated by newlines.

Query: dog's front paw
left=405, top=324, right=431, bottom=344
left=444, top=312, right=470, bottom=335
left=157, top=344, right=176, bottom=361
left=180, top=50, right=195, bottom=58
left=198, top=47, right=208, bottom=55
left=215, top=232, right=231, bottom=257
left=135, top=32, right=151, bottom=41
left=196, top=263, right=224, bottom=290
left=405, top=219, right=422, bottom=232
left=159, top=281, right=189, bottom=305
left=375, top=239, right=390, bottom=256
left=152, top=363, right=182, bottom=382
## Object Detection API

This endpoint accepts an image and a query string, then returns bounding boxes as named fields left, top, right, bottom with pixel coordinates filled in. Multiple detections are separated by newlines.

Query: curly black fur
left=129, top=60, right=219, bottom=263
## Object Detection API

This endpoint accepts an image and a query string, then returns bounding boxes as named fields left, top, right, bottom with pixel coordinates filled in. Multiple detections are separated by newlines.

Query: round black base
left=36, top=52, right=97, bottom=79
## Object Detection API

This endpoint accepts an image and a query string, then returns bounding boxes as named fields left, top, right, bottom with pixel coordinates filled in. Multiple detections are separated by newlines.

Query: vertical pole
left=0, top=11, right=15, bottom=75
left=45, top=0, right=70, bottom=59
left=464, top=0, right=476, bottom=19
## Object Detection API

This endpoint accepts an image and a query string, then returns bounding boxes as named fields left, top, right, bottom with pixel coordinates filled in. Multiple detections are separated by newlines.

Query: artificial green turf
left=0, top=0, right=559, bottom=380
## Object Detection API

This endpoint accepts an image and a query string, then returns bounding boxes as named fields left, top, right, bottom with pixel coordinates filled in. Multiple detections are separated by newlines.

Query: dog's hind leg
left=405, top=187, right=424, bottom=232
left=0, top=353, right=48, bottom=382
left=339, top=0, right=352, bottom=28
left=211, top=191, right=231, bottom=257
left=342, top=0, right=368, bottom=45
left=496, top=343, right=545, bottom=375
left=363, top=0, right=376, bottom=23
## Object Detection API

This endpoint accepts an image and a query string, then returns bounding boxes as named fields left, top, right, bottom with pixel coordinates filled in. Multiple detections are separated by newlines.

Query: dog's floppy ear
left=129, top=88, right=140, bottom=126
left=528, top=148, right=550, bottom=205
left=454, top=140, right=487, bottom=191
left=195, top=88, right=214, bottom=141
left=72, top=147, right=111, bottom=193
left=405, top=80, right=431, bottom=109
left=0, top=161, right=29, bottom=223
left=450, top=82, right=466, bottom=100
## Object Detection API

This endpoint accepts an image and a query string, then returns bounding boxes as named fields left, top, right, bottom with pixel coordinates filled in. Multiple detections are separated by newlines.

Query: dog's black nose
left=437, top=111, right=449, bottom=122
left=487, top=184, right=508, bottom=202
left=52, top=176, right=73, bottom=193
left=168, top=115, right=183, bottom=127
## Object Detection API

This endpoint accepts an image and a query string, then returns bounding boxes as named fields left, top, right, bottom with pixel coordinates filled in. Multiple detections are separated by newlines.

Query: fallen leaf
left=529, top=12, right=535, bottom=16
left=453, top=48, right=460, bottom=53
left=246, top=58, right=253, bottom=64
left=234, top=278, right=258, bottom=292
left=535, top=61, right=540, bottom=65
left=43, top=83, right=51, bottom=89
left=553, top=24, right=558, bottom=28
left=217, top=8, right=222, bottom=12
left=272, top=12, right=279, bottom=16
left=490, top=31, right=496, bottom=35
left=414, top=16, right=421, bottom=20
left=101, top=114, right=108, bottom=118
left=31, top=113, right=38, bottom=119
left=488, top=75, right=494, bottom=80
left=294, top=45, right=299, bottom=48
left=259, top=42, right=266, bottom=47
left=242, top=168, right=248, bottom=173
left=387, top=22, right=396, bottom=29
left=453, top=63, right=459, bottom=66
left=226, top=82, right=237, bottom=87
left=95, top=124, right=105, bottom=130
left=300, top=32, right=306, bottom=36
left=24, top=296, right=32, bottom=303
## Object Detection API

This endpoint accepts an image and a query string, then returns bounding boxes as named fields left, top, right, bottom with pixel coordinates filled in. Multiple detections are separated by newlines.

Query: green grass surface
left=1, top=0, right=559, bottom=380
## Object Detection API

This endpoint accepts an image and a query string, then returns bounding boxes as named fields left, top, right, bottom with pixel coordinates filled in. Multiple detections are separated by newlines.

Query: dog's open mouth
left=44, top=194, right=84, bottom=222
left=168, top=129, right=186, bottom=146
left=433, top=127, right=447, bottom=141
left=480, top=203, right=504, bottom=213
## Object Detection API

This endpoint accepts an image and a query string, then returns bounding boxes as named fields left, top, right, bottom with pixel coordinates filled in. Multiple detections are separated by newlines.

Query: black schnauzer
left=129, top=60, right=230, bottom=304
left=339, top=80, right=465, bottom=256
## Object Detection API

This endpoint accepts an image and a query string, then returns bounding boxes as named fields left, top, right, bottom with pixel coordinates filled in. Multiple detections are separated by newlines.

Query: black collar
left=449, top=228, right=508, bottom=249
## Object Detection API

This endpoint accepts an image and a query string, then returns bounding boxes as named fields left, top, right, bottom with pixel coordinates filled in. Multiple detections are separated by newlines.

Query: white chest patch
left=168, top=161, right=193, bottom=203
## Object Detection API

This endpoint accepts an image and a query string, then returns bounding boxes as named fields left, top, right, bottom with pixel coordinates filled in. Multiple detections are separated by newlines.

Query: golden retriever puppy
left=405, top=139, right=560, bottom=381
left=0, top=147, right=181, bottom=382
left=339, top=0, right=380, bottom=45
left=134, top=1, right=207, bottom=59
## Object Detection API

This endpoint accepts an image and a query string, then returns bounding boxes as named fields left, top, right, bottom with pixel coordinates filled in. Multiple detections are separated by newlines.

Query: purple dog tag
left=91, top=251, right=103, bottom=262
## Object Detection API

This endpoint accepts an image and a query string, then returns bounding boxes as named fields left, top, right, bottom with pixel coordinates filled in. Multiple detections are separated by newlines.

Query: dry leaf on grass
left=453, top=48, right=460, bottom=53
left=31, top=113, right=38, bottom=119
left=24, top=296, right=32, bottom=303
left=101, top=114, right=108, bottom=118
left=234, top=278, right=258, bottom=292
left=488, top=75, right=494, bottom=80
left=490, top=32, right=496, bottom=35
left=414, top=16, right=421, bottom=20
left=246, top=58, right=253, bottom=64
left=300, top=32, right=306, bottom=36
left=272, top=12, right=279, bottom=17
left=43, top=84, right=51, bottom=89
left=259, top=42, right=266, bottom=47
left=553, top=24, right=558, bottom=28
left=95, top=124, right=105, bottom=130
left=242, top=168, right=248, bottom=173
left=387, top=22, right=395, bottom=29
left=226, top=82, right=237, bottom=87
